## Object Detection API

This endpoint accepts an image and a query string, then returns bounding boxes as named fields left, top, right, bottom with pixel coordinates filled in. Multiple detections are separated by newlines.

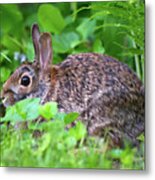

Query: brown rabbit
left=2, top=24, right=144, bottom=146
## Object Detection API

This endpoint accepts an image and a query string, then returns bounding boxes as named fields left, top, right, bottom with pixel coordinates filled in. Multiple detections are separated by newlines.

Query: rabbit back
left=50, top=53, right=144, bottom=145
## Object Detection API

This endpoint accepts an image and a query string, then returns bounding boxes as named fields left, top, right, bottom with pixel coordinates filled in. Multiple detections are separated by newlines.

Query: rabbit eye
left=21, top=76, right=30, bottom=86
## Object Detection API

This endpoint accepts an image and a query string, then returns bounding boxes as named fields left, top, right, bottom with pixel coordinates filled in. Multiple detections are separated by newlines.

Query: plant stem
left=131, top=32, right=141, bottom=80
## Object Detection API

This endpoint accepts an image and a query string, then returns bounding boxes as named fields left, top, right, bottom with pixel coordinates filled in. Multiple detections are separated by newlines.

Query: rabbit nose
left=1, top=89, right=12, bottom=105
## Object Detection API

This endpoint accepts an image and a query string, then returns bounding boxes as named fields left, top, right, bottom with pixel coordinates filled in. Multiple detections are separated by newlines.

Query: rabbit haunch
left=2, top=24, right=144, bottom=146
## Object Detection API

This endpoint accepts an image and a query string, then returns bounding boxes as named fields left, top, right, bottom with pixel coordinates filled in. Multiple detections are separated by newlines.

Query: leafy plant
left=38, top=4, right=66, bottom=34
left=1, top=98, right=144, bottom=169
left=0, top=0, right=145, bottom=90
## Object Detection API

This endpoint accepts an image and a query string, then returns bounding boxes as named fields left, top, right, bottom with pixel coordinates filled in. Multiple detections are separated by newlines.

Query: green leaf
left=76, top=18, right=96, bottom=40
left=1, top=35, right=21, bottom=52
left=64, top=112, right=79, bottom=125
left=69, top=121, right=87, bottom=140
left=37, top=134, right=51, bottom=154
left=65, top=136, right=77, bottom=148
left=38, top=4, right=66, bottom=34
left=53, top=32, right=80, bottom=53
left=0, top=67, right=11, bottom=82
left=25, top=41, right=35, bottom=61
left=109, top=149, right=123, bottom=159
left=39, top=102, right=58, bottom=120
left=54, top=112, right=66, bottom=121
left=17, top=98, right=40, bottom=120
left=0, top=51, right=12, bottom=62
left=2, top=98, right=40, bottom=122
left=0, top=4, right=23, bottom=35
left=137, top=133, right=144, bottom=142
left=93, top=39, right=105, bottom=54
left=1, top=106, right=22, bottom=122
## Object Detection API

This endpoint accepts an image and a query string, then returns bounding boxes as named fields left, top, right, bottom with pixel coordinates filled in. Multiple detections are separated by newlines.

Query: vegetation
left=1, top=98, right=144, bottom=169
left=0, top=0, right=144, bottom=169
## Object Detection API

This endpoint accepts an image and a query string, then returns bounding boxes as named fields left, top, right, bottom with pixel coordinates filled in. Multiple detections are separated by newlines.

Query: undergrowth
left=0, top=98, right=144, bottom=169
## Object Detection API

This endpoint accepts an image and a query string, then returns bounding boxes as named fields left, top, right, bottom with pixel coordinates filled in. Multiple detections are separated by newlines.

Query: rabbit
left=1, top=24, right=144, bottom=146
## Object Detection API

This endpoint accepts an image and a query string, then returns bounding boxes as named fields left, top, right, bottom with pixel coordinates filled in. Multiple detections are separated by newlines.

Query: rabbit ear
left=39, top=33, right=52, bottom=70
left=32, top=24, right=40, bottom=61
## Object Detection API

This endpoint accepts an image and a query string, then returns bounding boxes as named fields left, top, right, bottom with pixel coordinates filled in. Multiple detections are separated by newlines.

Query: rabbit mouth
left=2, top=93, right=27, bottom=108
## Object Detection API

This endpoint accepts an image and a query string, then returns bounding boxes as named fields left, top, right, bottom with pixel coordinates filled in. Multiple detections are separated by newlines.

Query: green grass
left=0, top=98, right=144, bottom=169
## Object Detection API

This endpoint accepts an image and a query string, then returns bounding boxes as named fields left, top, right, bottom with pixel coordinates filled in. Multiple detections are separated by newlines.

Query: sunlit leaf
left=69, top=121, right=87, bottom=140
left=38, top=4, right=66, bottom=34
left=53, top=32, right=80, bottom=53
left=2, top=98, right=40, bottom=122
left=64, top=112, right=79, bottom=125
left=39, top=102, right=58, bottom=120
left=76, top=18, right=96, bottom=40
left=93, top=39, right=105, bottom=53
left=1, top=4, right=23, bottom=35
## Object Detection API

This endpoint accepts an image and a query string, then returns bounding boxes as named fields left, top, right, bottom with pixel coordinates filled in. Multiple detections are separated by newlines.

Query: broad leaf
left=38, top=4, right=66, bottom=34
left=2, top=98, right=40, bottom=122
left=64, top=112, right=79, bottom=125
left=39, top=102, right=58, bottom=120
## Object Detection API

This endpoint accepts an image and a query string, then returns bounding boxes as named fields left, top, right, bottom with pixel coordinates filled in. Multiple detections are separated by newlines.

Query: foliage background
left=0, top=0, right=144, bottom=89
left=0, top=0, right=144, bottom=169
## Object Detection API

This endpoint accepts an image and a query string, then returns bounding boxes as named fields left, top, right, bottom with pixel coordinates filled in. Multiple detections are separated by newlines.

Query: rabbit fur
left=2, top=24, right=144, bottom=146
